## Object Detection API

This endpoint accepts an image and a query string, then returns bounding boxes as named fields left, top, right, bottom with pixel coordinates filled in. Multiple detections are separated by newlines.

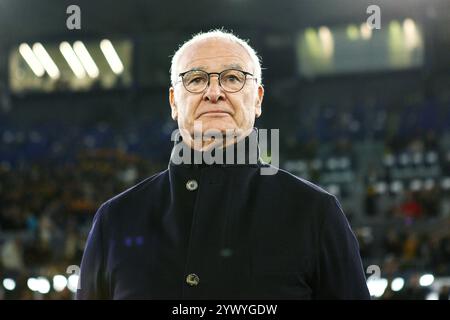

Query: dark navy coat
left=76, top=137, right=370, bottom=300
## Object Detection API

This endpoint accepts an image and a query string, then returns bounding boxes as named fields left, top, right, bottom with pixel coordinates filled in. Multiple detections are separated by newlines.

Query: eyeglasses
left=177, top=69, right=257, bottom=93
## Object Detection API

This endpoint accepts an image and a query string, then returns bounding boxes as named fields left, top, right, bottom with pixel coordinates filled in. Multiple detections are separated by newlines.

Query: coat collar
left=168, top=128, right=264, bottom=170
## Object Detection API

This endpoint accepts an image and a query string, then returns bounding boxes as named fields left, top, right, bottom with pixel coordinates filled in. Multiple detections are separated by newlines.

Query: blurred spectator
left=383, top=229, right=403, bottom=257
left=438, top=285, right=450, bottom=300
left=420, top=187, right=440, bottom=218
left=1, top=238, right=25, bottom=273
left=398, top=192, right=423, bottom=220
left=364, top=186, right=377, bottom=216
left=398, top=273, right=430, bottom=300
left=402, top=232, right=419, bottom=262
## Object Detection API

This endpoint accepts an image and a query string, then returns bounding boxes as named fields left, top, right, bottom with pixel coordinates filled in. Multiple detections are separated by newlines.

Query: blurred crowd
left=0, top=150, right=163, bottom=299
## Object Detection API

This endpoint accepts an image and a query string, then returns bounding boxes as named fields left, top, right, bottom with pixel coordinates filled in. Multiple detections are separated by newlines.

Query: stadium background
left=0, top=0, right=450, bottom=299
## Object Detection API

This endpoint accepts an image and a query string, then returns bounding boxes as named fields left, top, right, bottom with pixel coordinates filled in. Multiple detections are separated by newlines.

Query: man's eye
left=189, top=77, right=205, bottom=83
left=188, top=77, right=206, bottom=85
left=223, top=75, right=240, bottom=82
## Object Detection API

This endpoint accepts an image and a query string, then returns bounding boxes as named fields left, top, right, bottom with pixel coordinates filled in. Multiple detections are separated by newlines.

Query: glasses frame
left=177, top=68, right=257, bottom=93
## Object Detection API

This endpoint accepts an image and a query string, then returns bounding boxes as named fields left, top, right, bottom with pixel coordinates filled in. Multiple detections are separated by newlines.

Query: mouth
left=197, top=110, right=232, bottom=118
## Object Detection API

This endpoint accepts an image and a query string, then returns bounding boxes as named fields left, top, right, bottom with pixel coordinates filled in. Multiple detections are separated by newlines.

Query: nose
left=203, top=75, right=225, bottom=103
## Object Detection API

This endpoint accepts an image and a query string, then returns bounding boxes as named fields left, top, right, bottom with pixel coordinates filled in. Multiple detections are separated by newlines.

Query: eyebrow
left=222, top=63, right=244, bottom=71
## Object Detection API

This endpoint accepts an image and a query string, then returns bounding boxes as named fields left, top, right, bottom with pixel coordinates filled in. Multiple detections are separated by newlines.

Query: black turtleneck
left=169, top=127, right=264, bottom=168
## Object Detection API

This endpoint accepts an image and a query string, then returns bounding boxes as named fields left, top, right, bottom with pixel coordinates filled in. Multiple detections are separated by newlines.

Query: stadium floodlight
left=367, top=278, right=388, bottom=298
left=383, top=154, right=395, bottom=167
left=375, top=182, right=387, bottom=194
left=391, top=277, right=404, bottom=292
left=413, top=152, right=423, bottom=165
left=410, top=179, right=422, bottom=191
left=399, top=153, right=410, bottom=166
left=27, top=277, right=38, bottom=291
left=73, top=41, right=99, bottom=78
left=403, top=18, right=416, bottom=33
left=53, top=275, right=68, bottom=292
left=403, top=18, right=421, bottom=50
left=100, top=39, right=124, bottom=75
left=425, top=151, right=438, bottom=164
left=36, top=277, right=51, bottom=294
left=327, top=184, right=340, bottom=196
left=3, top=278, right=16, bottom=291
left=360, top=23, right=372, bottom=40
left=339, top=157, right=350, bottom=170
left=32, top=43, right=60, bottom=79
left=317, top=27, right=334, bottom=58
left=390, top=181, right=403, bottom=193
left=67, top=274, right=79, bottom=293
left=326, top=158, right=337, bottom=171
left=18, top=43, right=45, bottom=77
left=419, top=274, right=434, bottom=287
left=59, top=42, right=86, bottom=79
left=346, top=24, right=360, bottom=40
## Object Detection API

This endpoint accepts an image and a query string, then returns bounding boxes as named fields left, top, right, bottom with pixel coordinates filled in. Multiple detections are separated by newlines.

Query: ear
left=169, top=87, right=178, bottom=120
left=255, top=85, right=264, bottom=118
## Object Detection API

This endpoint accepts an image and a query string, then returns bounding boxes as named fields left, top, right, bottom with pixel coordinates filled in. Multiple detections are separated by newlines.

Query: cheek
left=178, top=95, right=199, bottom=119
left=228, top=105, right=250, bottom=129
left=236, top=95, right=257, bottom=120
left=178, top=96, right=204, bottom=132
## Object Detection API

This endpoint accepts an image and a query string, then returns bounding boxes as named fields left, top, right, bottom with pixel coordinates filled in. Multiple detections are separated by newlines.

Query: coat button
left=186, top=273, right=200, bottom=286
left=186, top=179, right=198, bottom=191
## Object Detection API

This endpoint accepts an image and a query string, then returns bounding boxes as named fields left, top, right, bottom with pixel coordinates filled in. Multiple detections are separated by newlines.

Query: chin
left=201, top=120, right=237, bottom=135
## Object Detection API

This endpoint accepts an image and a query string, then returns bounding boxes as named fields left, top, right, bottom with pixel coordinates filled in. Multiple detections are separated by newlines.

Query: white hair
left=170, top=29, right=262, bottom=87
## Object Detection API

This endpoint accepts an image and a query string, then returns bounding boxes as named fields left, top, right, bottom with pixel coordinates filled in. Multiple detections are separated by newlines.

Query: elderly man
left=77, top=30, right=370, bottom=299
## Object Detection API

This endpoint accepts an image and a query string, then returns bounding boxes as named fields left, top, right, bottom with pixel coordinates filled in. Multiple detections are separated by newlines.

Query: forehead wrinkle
left=180, top=53, right=250, bottom=73
left=187, top=66, right=209, bottom=72
left=185, top=64, right=245, bottom=74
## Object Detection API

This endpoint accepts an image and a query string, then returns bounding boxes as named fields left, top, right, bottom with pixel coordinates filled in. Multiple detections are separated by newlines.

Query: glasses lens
left=182, top=71, right=208, bottom=92
left=220, top=70, right=246, bottom=92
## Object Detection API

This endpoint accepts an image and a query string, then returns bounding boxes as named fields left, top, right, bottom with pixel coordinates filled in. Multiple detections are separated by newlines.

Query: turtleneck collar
left=169, top=127, right=263, bottom=168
